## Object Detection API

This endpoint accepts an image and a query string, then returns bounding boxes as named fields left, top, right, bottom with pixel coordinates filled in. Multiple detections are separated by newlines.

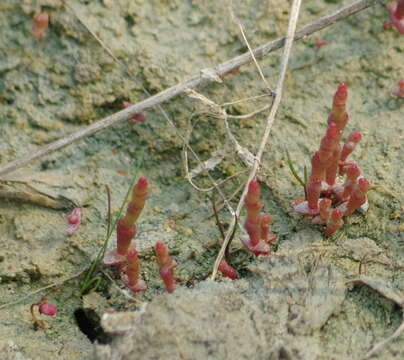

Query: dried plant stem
left=229, top=2, right=273, bottom=94
left=211, top=0, right=302, bottom=279
left=0, top=0, right=380, bottom=178
left=0, top=270, right=85, bottom=310
left=221, top=93, right=272, bottom=107
left=227, top=104, right=272, bottom=119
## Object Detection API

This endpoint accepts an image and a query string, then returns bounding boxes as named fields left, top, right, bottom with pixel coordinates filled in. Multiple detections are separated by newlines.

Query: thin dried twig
left=0, top=270, right=85, bottom=310
left=227, top=103, right=272, bottom=119
left=207, top=180, right=245, bottom=219
left=221, top=93, right=272, bottom=107
left=211, top=0, right=303, bottom=279
left=40, top=0, right=237, bottom=218
left=0, top=0, right=380, bottom=177
left=229, top=2, right=273, bottom=94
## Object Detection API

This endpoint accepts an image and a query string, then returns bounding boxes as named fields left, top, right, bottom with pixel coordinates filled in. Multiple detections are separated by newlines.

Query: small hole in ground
left=74, top=308, right=111, bottom=344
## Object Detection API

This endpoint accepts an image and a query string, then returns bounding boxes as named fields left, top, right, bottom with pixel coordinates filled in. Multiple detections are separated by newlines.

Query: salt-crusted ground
left=0, top=0, right=403, bottom=359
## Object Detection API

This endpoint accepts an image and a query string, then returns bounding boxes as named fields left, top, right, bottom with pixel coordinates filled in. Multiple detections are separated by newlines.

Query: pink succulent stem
left=319, top=122, right=339, bottom=163
left=103, top=177, right=148, bottom=266
left=345, top=178, right=370, bottom=216
left=116, top=218, right=136, bottom=255
left=218, top=259, right=237, bottom=280
left=309, top=152, right=326, bottom=181
left=155, top=241, right=177, bottom=293
left=260, top=214, right=277, bottom=244
left=159, top=267, right=176, bottom=293
left=325, top=145, right=341, bottom=186
left=324, top=209, right=344, bottom=237
left=32, top=12, right=49, bottom=39
left=241, top=180, right=270, bottom=255
left=341, top=164, right=361, bottom=200
left=340, top=131, right=362, bottom=163
left=123, top=177, right=148, bottom=226
left=306, top=178, right=322, bottom=210
left=122, top=249, right=147, bottom=292
left=327, top=83, right=348, bottom=132
left=243, top=180, right=263, bottom=247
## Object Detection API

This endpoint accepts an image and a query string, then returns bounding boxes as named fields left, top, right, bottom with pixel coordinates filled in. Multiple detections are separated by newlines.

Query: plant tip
left=67, top=208, right=81, bottom=236
left=39, top=302, right=57, bottom=316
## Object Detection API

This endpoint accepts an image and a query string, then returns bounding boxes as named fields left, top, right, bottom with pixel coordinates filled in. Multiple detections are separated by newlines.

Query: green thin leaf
left=80, top=169, right=142, bottom=294
left=285, top=150, right=306, bottom=188
left=303, top=165, right=308, bottom=185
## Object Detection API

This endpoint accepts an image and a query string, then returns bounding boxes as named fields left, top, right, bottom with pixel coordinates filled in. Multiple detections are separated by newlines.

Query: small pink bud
left=39, top=302, right=57, bottom=316
left=218, top=260, right=237, bottom=280
left=357, top=177, right=370, bottom=193
left=344, top=178, right=370, bottom=216
left=123, top=102, right=146, bottom=125
left=391, top=79, right=404, bottom=98
left=348, top=131, right=362, bottom=143
left=32, top=12, right=49, bottom=39
left=340, top=131, right=362, bottom=163
left=314, top=38, right=327, bottom=50
left=66, top=208, right=81, bottom=236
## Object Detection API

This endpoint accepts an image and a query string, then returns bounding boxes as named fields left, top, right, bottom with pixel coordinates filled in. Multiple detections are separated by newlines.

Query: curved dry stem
left=226, top=104, right=272, bottom=119
left=211, top=0, right=303, bottom=279
left=221, top=93, right=273, bottom=107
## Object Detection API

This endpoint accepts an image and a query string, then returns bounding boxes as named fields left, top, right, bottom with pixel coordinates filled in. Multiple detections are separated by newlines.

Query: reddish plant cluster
left=218, top=259, right=238, bottom=280
left=32, top=12, right=49, bottom=39
left=392, top=79, right=404, bottom=98
left=292, top=84, right=370, bottom=236
left=103, top=178, right=176, bottom=293
left=155, top=241, right=177, bottom=293
left=218, top=179, right=277, bottom=280
left=384, top=0, right=404, bottom=34
left=123, top=102, right=146, bottom=127
left=313, top=37, right=327, bottom=50
left=241, top=179, right=277, bottom=255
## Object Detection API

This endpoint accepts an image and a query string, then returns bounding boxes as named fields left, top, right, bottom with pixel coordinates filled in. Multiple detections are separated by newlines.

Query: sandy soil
left=0, top=0, right=403, bottom=359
